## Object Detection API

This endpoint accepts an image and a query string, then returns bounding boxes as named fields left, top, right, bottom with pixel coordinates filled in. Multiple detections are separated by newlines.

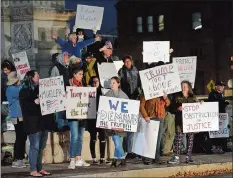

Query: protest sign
left=66, top=87, right=96, bottom=119
left=226, top=105, right=232, bottom=136
left=101, top=88, right=110, bottom=95
left=12, top=51, right=31, bottom=80
left=39, top=76, right=66, bottom=115
left=209, top=113, right=229, bottom=138
left=97, top=63, right=118, bottom=88
left=143, top=41, right=170, bottom=63
left=113, top=61, right=124, bottom=73
left=173, top=56, right=197, bottom=88
left=75, top=5, right=104, bottom=30
left=139, top=63, right=181, bottom=100
left=132, top=117, right=160, bottom=159
left=96, top=96, right=139, bottom=132
left=7, top=121, right=15, bottom=131
left=182, top=102, right=219, bottom=133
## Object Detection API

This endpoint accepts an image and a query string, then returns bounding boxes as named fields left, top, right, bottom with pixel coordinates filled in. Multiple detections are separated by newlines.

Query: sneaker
left=168, top=156, right=180, bottom=164
left=12, top=160, right=26, bottom=168
left=186, top=157, right=194, bottom=164
left=100, top=159, right=111, bottom=164
left=68, top=160, right=75, bottom=169
left=75, top=159, right=90, bottom=167
left=92, top=160, right=99, bottom=165
left=125, top=153, right=134, bottom=159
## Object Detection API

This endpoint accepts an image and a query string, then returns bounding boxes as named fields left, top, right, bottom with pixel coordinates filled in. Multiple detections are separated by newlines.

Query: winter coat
left=140, top=96, right=170, bottom=119
left=1, top=72, right=7, bottom=102
left=19, top=85, right=56, bottom=134
left=84, top=58, right=97, bottom=84
left=170, top=92, right=198, bottom=128
left=118, top=65, right=141, bottom=99
left=104, top=89, right=128, bottom=137
left=6, top=85, right=22, bottom=119
left=208, top=90, right=228, bottom=113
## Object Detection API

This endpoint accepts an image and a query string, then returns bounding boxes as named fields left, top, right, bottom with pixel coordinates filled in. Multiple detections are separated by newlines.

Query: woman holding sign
left=168, top=81, right=200, bottom=164
left=68, top=67, right=90, bottom=169
left=105, top=76, right=128, bottom=167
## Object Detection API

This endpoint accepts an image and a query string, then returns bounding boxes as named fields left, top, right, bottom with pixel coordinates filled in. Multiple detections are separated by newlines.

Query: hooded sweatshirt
left=50, top=53, right=70, bottom=87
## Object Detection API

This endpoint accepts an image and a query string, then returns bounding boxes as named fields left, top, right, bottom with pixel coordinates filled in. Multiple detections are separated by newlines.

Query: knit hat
left=69, top=55, right=81, bottom=65
left=99, top=41, right=113, bottom=52
left=7, top=71, right=19, bottom=86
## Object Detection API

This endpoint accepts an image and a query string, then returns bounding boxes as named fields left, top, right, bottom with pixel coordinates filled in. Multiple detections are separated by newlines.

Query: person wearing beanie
left=6, top=72, right=27, bottom=168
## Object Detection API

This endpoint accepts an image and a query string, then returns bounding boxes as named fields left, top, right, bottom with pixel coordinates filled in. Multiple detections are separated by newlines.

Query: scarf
left=72, top=77, right=83, bottom=87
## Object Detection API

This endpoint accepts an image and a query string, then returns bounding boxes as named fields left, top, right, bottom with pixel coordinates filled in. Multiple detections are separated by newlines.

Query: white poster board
left=173, top=56, right=197, bottom=88
left=226, top=104, right=232, bottom=136
left=139, top=63, right=181, bottom=100
left=113, top=61, right=124, bottom=73
left=75, top=5, right=104, bottom=30
left=182, top=102, right=219, bottom=133
left=97, top=63, right=118, bottom=88
left=209, top=113, right=229, bottom=138
left=132, top=117, right=160, bottom=159
left=39, top=76, right=66, bottom=115
left=12, top=51, right=31, bottom=80
left=143, top=41, right=170, bottom=63
left=7, top=121, right=15, bottom=131
left=66, top=87, right=96, bottom=119
left=101, top=88, right=110, bottom=95
left=96, top=96, right=139, bottom=132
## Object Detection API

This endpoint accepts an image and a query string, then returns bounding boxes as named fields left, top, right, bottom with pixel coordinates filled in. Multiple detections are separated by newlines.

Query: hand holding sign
left=35, top=98, right=40, bottom=105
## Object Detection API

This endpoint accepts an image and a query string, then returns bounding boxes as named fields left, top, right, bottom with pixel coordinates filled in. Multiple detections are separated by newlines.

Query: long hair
left=20, top=70, right=36, bottom=90
left=181, top=80, right=194, bottom=97
left=111, top=76, right=121, bottom=89
left=1, top=60, right=16, bottom=71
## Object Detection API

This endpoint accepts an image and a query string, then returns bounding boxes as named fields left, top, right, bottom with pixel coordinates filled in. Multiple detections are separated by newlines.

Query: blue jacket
left=6, top=85, right=22, bottom=118
left=55, top=38, right=95, bottom=58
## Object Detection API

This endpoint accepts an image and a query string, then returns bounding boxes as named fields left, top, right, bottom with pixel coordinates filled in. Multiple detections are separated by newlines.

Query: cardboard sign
left=12, top=51, right=31, bottom=80
left=39, top=76, right=66, bottom=115
left=96, top=96, right=139, bottom=132
left=75, top=5, right=104, bottom=30
left=139, top=63, right=181, bottom=100
left=173, top=56, right=197, bottom=88
left=209, top=113, right=229, bottom=138
left=113, top=61, right=124, bottom=73
left=97, top=63, right=118, bottom=88
left=66, top=87, right=96, bottom=119
left=132, top=117, right=160, bottom=159
left=143, top=41, right=170, bottom=63
left=182, top=102, right=219, bottom=133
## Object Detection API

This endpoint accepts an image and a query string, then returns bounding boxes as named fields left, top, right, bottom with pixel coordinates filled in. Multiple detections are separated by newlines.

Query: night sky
left=65, top=0, right=117, bottom=36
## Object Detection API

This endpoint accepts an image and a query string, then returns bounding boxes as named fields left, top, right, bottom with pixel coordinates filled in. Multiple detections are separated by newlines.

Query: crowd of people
left=1, top=28, right=231, bottom=177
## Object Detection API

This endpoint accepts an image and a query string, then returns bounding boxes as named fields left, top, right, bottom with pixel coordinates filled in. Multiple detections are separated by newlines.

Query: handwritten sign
left=173, top=56, right=197, bottom=88
left=97, top=63, right=118, bottom=88
left=132, top=117, right=160, bottom=158
left=12, top=51, right=31, bottom=80
left=75, top=5, right=104, bottom=30
left=209, top=113, right=229, bottom=138
left=39, top=76, right=66, bottom=115
left=96, top=96, right=139, bottom=132
left=113, top=61, right=124, bottom=73
left=66, top=87, right=96, bottom=119
left=143, top=41, right=170, bottom=63
left=226, top=105, right=232, bottom=136
left=139, top=63, right=181, bottom=100
left=182, top=102, right=219, bottom=133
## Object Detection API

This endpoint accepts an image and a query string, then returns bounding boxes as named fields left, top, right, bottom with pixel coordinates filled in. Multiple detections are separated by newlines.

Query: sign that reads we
left=96, top=96, right=139, bottom=132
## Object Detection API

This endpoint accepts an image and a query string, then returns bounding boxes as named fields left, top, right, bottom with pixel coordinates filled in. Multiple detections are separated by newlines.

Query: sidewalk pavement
left=1, top=153, right=232, bottom=178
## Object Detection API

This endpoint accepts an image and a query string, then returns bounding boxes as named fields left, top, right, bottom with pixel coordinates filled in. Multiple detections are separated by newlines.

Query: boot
left=110, top=159, right=117, bottom=168
left=118, top=159, right=126, bottom=167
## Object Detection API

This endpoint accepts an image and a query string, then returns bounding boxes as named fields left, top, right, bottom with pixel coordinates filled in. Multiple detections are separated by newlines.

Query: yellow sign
left=207, top=80, right=215, bottom=93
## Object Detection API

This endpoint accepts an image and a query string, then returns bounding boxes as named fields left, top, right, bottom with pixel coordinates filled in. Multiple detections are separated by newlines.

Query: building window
left=158, top=15, right=164, bottom=31
left=147, top=16, right=153, bottom=32
left=137, top=17, right=143, bottom=33
left=192, top=12, right=202, bottom=30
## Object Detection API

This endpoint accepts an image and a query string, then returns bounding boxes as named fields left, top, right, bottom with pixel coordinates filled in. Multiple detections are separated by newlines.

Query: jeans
left=112, top=135, right=125, bottom=159
left=68, top=121, right=85, bottom=158
left=14, top=121, right=27, bottom=160
left=28, top=131, right=48, bottom=172
left=126, top=132, right=134, bottom=153
left=56, top=111, right=67, bottom=129
left=151, top=118, right=164, bottom=161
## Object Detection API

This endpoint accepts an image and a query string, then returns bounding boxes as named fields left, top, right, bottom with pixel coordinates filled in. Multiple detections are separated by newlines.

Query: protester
left=118, top=55, right=141, bottom=159
left=6, top=71, right=27, bottom=168
left=168, top=81, right=200, bottom=164
left=98, top=41, right=119, bottom=63
left=68, top=55, right=82, bottom=78
left=208, top=81, right=229, bottom=153
left=68, top=67, right=90, bottom=169
left=105, top=76, right=128, bottom=167
left=75, top=28, right=88, bottom=59
left=87, top=76, right=109, bottom=164
left=84, top=52, right=97, bottom=85
left=48, top=53, right=59, bottom=76
left=52, top=32, right=101, bottom=62
left=140, top=91, right=170, bottom=165
left=19, top=71, right=56, bottom=177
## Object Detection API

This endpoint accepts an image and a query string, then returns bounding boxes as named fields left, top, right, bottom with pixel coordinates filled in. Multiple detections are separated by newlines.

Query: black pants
left=14, top=121, right=27, bottom=160
left=88, top=120, right=106, bottom=159
left=212, top=138, right=227, bottom=150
